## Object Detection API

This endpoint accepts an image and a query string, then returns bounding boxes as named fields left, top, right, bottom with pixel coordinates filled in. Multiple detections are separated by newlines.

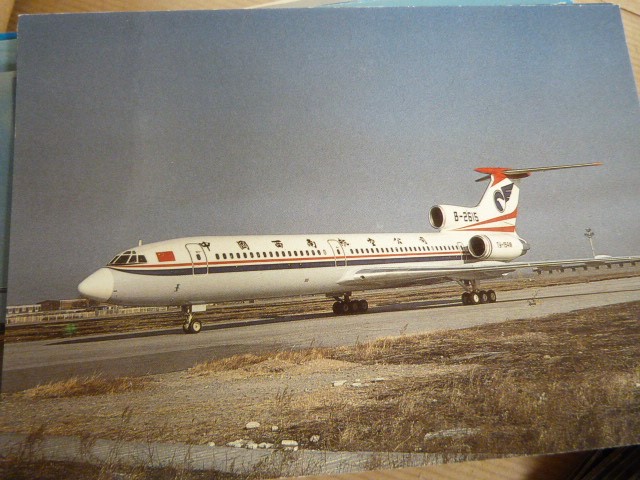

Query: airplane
left=78, top=162, right=639, bottom=334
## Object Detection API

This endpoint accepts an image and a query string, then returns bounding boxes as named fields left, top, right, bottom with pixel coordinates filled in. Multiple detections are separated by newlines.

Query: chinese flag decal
left=156, top=251, right=176, bottom=262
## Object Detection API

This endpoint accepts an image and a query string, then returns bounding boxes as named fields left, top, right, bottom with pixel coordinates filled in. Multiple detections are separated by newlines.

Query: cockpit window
left=109, top=250, right=148, bottom=266
left=114, top=255, right=131, bottom=264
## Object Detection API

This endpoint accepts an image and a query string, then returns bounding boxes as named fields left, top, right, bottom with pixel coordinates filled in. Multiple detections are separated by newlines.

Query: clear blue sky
left=8, top=5, right=640, bottom=304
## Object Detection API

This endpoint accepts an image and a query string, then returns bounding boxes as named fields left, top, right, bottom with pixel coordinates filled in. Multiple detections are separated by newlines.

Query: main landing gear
left=459, top=280, right=497, bottom=306
left=181, top=305, right=205, bottom=334
left=332, top=293, right=369, bottom=315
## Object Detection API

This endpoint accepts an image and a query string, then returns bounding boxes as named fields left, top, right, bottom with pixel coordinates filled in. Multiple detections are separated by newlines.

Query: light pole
left=584, top=228, right=596, bottom=258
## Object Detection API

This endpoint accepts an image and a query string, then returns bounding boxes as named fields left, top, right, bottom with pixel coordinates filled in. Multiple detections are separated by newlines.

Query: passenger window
left=269, top=252, right=274, bottom=258
left=243, top=253, right=247, bottom=259
left=250, top=252, right=254, bottom=258
left=236, top=253, right=241, bottom=259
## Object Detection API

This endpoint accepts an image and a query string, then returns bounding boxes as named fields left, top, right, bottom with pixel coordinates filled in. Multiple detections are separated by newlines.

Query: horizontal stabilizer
left=475, top=162, right=602, bottom=182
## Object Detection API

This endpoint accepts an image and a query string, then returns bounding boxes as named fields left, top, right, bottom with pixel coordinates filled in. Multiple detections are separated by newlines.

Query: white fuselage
left=78, top=231, right=526, bottom=307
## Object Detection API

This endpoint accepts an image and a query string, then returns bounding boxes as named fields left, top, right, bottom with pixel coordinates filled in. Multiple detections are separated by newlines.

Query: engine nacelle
left=468, top=234, right=527, bottom=261
left=429, top=205, right=481, bottom=231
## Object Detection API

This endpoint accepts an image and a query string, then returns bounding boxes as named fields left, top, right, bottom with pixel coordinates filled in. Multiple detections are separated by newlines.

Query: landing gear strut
left=332, top=293, right=369, bottom=315
left=459, top=281, right=497, bottom=306
left=181, top=305, right=205, bottom=334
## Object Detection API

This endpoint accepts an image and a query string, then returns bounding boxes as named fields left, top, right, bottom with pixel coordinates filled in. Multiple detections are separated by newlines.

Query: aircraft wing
left=337, top=256, right=640, bottom=290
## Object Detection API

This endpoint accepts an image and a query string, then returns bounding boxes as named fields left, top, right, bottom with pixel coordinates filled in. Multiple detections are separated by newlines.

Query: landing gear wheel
left=358, top=299, right=369, bottom=313
left=333, top=301, right=348, bottom=315
left=188, top=319, right=202, bottom=334
left=470, top=291, right=481, bottom=305
left=182, top=323, right=190, bottom=333
left=479, top=290, right=489, bottom=304
left=487, top=290, right=497, bottom=303
left=332, top=295, right=369, bottom=315
left=461, top=292, right=470, bottom=305
left=348, top=300, right=360, bottom=314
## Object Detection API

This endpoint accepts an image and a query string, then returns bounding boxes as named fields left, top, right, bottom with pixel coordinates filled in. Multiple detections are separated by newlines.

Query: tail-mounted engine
left=429, top=205, right=481, bottom=231
left=467, top=234, right=529, bottom=261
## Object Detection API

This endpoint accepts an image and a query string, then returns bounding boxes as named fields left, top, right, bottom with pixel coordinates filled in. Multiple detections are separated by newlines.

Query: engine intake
left=429, top=205, right=481, bottom=230
left=429, top=206, right=445, bottom=229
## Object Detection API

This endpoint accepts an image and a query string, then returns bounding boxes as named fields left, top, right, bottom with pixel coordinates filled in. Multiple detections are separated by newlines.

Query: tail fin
left=429, top=163, right=601, bottom=233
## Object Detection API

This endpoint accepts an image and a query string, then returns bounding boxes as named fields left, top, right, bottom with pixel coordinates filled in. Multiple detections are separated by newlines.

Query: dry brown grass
left=188, top=335, right=429, bottom=378
left=292, top=302, right=640, bottom=455
left=188, top=348, right=333, bottom=376
left=21, top=374, right=150, bottom=399
left=169, top=301, right=640, bottom=455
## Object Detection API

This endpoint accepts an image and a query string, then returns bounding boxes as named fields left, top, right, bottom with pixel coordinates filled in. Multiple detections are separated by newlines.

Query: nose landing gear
left=181, top=305, right=206, bottom=334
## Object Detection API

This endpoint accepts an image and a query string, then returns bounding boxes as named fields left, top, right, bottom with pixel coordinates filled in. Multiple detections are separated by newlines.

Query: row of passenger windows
left=207, top=245, right=460, bottom=261
left=213, top=249, right=327, bottom=260
left=349, top=245, right=459, bottom=254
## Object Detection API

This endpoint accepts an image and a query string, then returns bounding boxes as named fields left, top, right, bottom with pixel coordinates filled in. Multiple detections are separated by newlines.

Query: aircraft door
left=327, top=239, right=347, bottom=267
left=185, top=243, right=209, bottom=275
left=457, top=241, right=466, bottom=263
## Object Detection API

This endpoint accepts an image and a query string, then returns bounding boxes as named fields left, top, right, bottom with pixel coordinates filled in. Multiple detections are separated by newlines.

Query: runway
left=2, top=276, right=639, bottom=393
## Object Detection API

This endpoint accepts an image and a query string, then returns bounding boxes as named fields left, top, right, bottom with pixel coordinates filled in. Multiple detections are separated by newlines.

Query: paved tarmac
left=2, top=276, right=639, bottom=393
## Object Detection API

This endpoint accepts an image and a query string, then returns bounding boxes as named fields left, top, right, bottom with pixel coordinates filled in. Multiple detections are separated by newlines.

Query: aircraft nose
left=78, top=268, right=114, bottom=302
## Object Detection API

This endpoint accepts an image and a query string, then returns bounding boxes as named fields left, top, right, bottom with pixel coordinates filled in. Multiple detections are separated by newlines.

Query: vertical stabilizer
left=429, top=163, right=601, bottom=233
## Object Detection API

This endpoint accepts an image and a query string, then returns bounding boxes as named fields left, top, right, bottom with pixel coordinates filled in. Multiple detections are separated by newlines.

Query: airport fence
left=6, top=306, right=179, bottom=325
